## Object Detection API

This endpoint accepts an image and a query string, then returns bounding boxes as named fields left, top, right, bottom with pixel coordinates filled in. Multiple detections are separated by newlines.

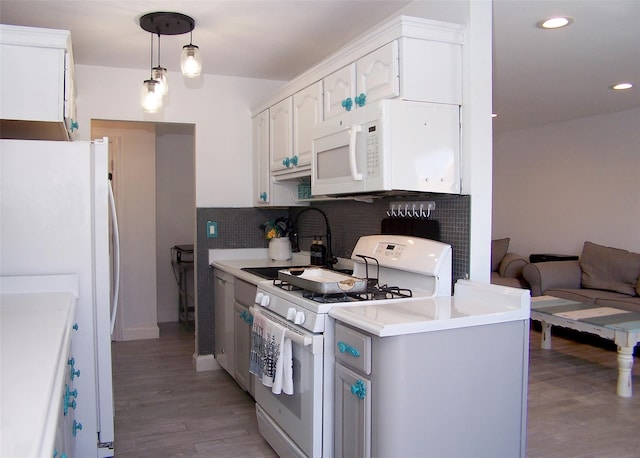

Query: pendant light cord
left=149, top=32, right=154, bottom=78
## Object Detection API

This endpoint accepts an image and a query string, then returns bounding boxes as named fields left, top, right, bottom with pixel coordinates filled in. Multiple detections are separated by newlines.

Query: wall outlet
left=207, top=221, right=218, bottom=238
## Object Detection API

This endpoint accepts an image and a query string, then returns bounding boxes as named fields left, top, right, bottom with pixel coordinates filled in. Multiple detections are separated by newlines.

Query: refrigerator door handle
left=108, top=179, right=120, bottom=335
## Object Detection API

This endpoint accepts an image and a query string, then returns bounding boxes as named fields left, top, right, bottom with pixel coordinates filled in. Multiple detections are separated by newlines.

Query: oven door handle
left=251, top=306, right=314, bottom=348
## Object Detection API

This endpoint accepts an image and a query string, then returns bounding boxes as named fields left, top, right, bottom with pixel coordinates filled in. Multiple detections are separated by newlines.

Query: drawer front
left=335, top=323, right=371, bottom=375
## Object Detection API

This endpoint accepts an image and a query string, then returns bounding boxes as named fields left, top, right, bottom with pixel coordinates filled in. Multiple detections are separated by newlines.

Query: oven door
left=252, top=306, right=324, bottom=458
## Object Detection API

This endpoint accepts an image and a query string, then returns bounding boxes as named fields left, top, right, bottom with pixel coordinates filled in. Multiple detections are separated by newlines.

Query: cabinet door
left=0, top=44, right=65, bottom=122
left=356, top=41, right=399, bottom=107
left=334, top=364, right=371, bottom=458
left=214, top=270, right=234, bottom=374
left=293, top=81, right=322, bottom=168
left=323, top=63, right=355, bottom=120
left=252, top=110, right=271, bottom=205
left=269, top=97, right=293, bottom=173
left=233, top=301, right=252, bottom=393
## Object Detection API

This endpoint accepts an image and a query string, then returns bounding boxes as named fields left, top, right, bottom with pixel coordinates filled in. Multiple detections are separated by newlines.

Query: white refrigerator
left=0, top=138, right=116, bottom=457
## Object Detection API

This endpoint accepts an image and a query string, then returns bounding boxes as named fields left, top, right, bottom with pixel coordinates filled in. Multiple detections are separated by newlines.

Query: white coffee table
left=530, top=296, right=640, bottom=397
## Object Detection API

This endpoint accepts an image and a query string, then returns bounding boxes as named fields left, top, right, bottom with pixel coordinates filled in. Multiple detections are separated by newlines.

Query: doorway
left=92, top=120, right=195, bottom=341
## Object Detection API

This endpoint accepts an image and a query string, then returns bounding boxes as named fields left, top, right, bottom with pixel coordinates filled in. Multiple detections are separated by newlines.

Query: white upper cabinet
left=323, top=64, right=356, bottom=121
left=0, top=25, right=77, bottom=140
left=269, top=97, right=293, bottom=174
left=253, top=110, right=271, bottom=205
left=324, top=41, right=399, bottom=120
left=253, top=108, right=306, bottom=207
left=293, top=81, right=323, bottom=169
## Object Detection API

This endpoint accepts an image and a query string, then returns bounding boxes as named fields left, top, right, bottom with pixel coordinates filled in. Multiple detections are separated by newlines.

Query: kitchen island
left=329, top=280, right=531, bottom=458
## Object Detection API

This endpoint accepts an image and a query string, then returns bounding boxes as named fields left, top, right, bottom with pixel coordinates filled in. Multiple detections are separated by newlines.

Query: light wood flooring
left=112, top=322, right=640, bottom=457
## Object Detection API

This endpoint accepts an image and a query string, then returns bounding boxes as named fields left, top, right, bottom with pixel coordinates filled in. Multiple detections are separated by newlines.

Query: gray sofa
left=523, top=241, right=640, bottom=312
left=490, top=238, right=529, bottom=288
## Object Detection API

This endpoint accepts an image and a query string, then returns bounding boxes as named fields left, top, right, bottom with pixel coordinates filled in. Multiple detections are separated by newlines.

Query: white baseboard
left=193, top=353, right=220, bottom=372
left=121, top=325, right=160, bottom=341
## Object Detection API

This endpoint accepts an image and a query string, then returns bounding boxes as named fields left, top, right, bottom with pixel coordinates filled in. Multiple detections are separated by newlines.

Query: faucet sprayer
left=290, top=207, right=337, bottom=268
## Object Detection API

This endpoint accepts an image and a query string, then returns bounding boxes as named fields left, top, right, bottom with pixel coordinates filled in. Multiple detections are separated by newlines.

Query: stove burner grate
left=273, top=279, right=412, bottom=303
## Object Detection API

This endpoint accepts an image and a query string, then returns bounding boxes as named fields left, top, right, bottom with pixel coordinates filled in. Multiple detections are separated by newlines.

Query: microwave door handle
left=348, top=124, right=363, bottom=181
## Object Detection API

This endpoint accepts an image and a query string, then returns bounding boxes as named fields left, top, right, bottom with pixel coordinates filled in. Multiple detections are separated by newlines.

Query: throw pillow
left=580, top=241, right=640, bottom=296
left=491, top=238, right=510, bottom=272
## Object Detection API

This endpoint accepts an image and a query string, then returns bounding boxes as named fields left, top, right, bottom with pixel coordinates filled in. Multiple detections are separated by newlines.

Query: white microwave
left=311, top=99, right=460, bottom=196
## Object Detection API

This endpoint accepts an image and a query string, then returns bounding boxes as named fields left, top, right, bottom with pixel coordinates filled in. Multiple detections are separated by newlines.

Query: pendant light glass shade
left=181, top=44, right=202, bottom=78
left=141, top=79, right=163, bottom=113
left=151, top=66, right=169, bottom=96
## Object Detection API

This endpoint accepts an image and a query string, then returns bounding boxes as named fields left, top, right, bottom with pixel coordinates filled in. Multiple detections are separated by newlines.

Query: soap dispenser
left=310, top=238, right=327, bottom=266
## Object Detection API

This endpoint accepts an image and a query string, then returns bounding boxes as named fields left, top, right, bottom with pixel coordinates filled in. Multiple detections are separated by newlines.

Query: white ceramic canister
left=269, top=237, right=292, bottom=261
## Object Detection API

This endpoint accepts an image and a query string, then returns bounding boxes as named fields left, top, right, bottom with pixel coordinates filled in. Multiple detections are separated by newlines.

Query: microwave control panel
left=365, top=124, right=380, bottom=178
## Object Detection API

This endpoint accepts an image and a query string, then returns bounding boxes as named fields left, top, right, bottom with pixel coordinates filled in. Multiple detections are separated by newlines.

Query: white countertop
left=1, top=291, right=77, bottom=458
left=329, top=280, right=530, bottom=337
left=209, top=248, right=352, bottom=285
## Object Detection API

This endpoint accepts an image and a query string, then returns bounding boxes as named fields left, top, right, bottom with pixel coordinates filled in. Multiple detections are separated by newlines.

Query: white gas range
left=250, top=235, right=453, bottom=458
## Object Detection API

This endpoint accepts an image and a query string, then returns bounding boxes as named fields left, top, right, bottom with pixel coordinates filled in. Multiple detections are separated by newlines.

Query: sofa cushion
left=594, top=296, right=640, bottom=314
left=545, top=288, right=600, bottom=305
left=580, top=241, right=640, bottom=296
left=491, top=238, right=510, bottom=272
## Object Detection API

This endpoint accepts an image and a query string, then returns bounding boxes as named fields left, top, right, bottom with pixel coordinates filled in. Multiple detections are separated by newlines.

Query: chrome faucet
left=290, top=207, right=337, bottom=268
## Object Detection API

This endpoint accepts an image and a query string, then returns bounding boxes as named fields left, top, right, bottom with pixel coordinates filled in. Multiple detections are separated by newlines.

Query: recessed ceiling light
left=538, top=16, right=574, bottom=29
left=610, top=83, right=634, bottom=90
left=492, top=113, right=498, bottom=118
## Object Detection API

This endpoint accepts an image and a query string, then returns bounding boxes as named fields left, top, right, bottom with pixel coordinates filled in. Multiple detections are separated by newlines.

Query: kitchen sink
left=241, top=266, right=307, bottom=280
left=241, top=266, right=353, bottom=280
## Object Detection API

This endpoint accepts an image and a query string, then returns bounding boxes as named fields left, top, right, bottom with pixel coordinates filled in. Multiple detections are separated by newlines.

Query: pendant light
left=141, top=33, right=163, bottom=113
left=139, top=12, right=200, bottom=112
left=151, top=33, right=168, bottom=97
left=181, top=30, right=202, bottom=78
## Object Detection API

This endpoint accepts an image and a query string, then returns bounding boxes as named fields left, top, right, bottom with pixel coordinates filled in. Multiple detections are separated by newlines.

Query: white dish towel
left=249, top=308, right=294, bottom=395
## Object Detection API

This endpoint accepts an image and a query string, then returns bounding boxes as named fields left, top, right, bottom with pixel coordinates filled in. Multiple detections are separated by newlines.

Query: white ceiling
left=1, top=1, right=638, bottom=134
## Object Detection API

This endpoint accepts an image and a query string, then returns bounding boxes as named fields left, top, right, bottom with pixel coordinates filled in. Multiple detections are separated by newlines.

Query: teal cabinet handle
left=259, top=192, right=267, bottom=201
left=341, top=98, right=353, bottom=111
left=337, top=341, right=360, bottom=358
left=72, top=323, right=78, bottom=331
left=355, top=93, right=367, bottom=107
left=70, top=119, right=79, bottom=132
left=350, top=379, right=367, bottom=399
left=291, top=155, right=299, bottom=166
left=240, top=310, right=253, bottom=325
left=73, top=420, right=83, bottom=437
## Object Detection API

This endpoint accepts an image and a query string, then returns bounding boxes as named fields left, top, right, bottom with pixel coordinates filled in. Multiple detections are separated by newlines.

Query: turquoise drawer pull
left=73, top=420, right=83, bottom=437
left=240, top=310, right=253, bottom=325
left=337, top=341, right=360, bottom=358
left=350, top=379, right=367, bottom=399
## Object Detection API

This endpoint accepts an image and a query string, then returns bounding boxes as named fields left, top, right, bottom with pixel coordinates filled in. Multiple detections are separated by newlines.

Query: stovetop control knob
left=287, top=307, right=297, bottom=321
left=294, top=311, right=305, bottom=325
left=260, top=294, right=271, bottom=308
left=254, top=292, right=264, bottom=305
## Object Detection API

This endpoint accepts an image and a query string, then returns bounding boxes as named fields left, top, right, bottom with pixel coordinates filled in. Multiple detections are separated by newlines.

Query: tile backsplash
left=196, top=194, right=470, bottom=355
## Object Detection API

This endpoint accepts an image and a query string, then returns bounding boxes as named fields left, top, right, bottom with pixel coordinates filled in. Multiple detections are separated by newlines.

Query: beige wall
left=492, top=107, right=640, bottom=257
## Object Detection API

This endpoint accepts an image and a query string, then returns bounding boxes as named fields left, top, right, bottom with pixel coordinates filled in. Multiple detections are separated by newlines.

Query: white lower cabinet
left=334, top=364, right=371, bottom=458
left=233, top=278, right=257, bottom=395
left=334, top=322, right=372, bottom=458
left=214, top=269, right=235, bottom=374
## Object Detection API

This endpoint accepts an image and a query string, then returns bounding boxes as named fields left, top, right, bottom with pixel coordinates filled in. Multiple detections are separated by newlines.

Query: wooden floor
left=112, top=322, right=640, bottom=457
